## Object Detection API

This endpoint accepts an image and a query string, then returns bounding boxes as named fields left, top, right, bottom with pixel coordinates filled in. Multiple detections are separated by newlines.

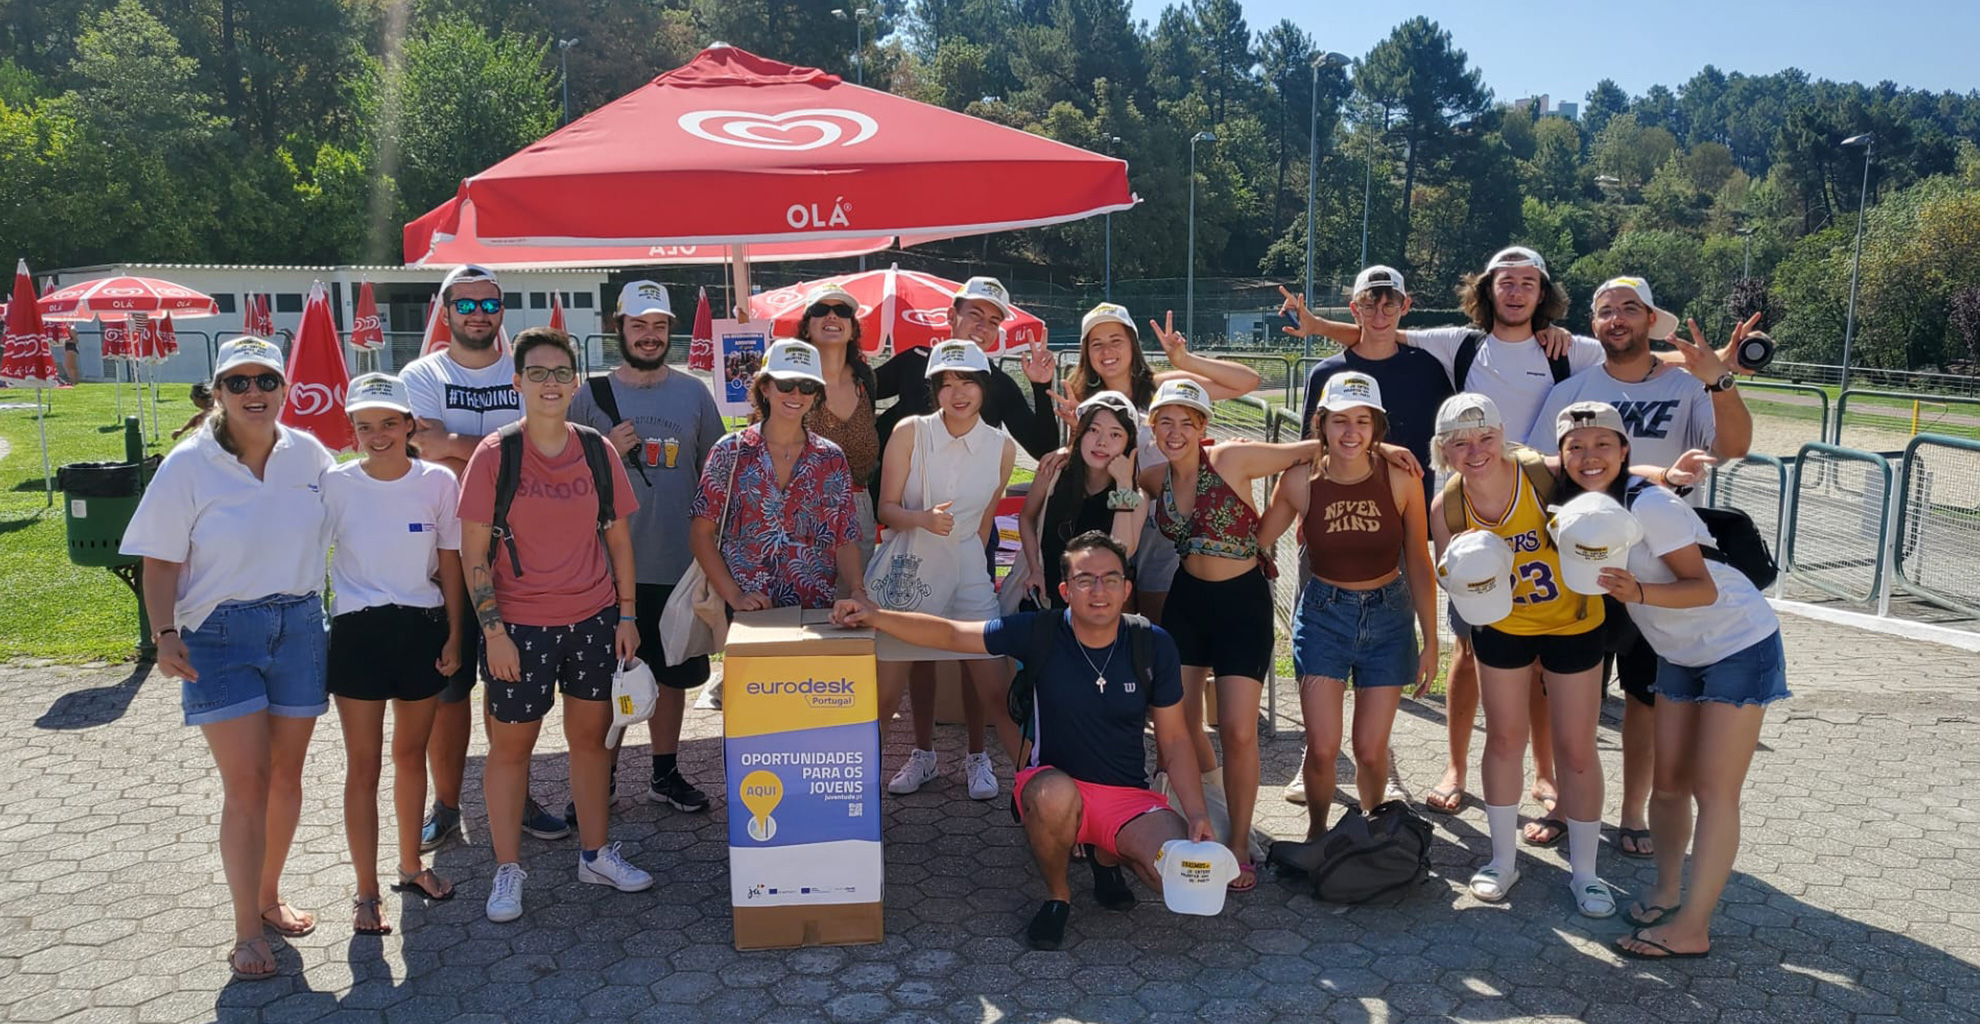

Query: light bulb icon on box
left=739, top=770, right=783, bottom=842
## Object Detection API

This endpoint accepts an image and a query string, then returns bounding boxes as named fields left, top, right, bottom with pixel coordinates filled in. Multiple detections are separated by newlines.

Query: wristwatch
left=1706, top=372, right=1737, bottom=393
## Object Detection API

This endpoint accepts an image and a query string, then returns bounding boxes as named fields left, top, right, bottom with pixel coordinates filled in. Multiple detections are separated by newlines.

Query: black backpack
left=1453, top=329, right=1572, bottom=391
left=1624, top=476, right=1779, bottom=589
left=1267, top=800, right=1433, bottom=904
left=489, top=420, right=616, bottom=577
left=1007, top=612, right=1157, bottom=743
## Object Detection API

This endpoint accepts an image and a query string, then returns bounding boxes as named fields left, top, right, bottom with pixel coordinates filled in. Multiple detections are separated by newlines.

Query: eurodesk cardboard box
left=723, top=608, right=883, bottom=950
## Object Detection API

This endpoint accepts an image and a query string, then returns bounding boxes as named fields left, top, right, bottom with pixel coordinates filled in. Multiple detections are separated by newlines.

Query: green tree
left=1191, top=0, right=1253, bottom=123
left=1353, top=17, right=1491, bottom=262
left=1582, top=78, right=1628, bottom=140
left=1591, top=112, right=1677, bottom=189
left=1526, top=115, right=1582, bottom=202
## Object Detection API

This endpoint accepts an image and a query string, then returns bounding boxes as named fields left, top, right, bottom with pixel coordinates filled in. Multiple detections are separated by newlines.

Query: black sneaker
left=646, top=771, right=710, bottom=813
left=1026, top=900, right=1071, bottom=950
left=1087, top=847, right=1137, bottom=910
left=522, top=796, right=572, bottom=840
left=562, top=782, right=619, bottom=832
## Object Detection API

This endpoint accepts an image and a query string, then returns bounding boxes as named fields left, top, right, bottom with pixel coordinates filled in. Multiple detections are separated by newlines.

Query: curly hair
left=797, top=308, right=875, bottom=400
left=1458, top=270, right=1570, bottom=331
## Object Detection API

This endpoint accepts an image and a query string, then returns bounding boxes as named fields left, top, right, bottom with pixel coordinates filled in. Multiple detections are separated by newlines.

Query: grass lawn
left=0, top=383, right=182, bottom=662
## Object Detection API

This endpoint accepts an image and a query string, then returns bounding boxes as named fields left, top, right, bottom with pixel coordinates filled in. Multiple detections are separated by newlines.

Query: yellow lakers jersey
left=1462, top=467, right=1602, bottom=637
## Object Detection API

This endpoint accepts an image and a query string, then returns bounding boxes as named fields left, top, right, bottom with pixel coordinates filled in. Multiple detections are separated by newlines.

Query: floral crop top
left=1153, top=442, right=1262, bottom=560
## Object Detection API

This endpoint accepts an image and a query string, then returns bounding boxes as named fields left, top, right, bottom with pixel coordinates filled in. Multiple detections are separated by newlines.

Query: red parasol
left=549, top=291, right=566, bottom=333
left=246, top=293, right=275, bottom=338
left=688, top=286, right=714, bottom=371
left=99, top=319, right=133, bottom=361
left=2, top=259, right=59, bottom=503
left=748, top=264, right=1044, bottom=355
left=348, top=281, right=385, bottom=352
left=404, top=45, right=1132, bottom=254
left=280, top=283, right=355, bottom=451
left=129, top=314, right=161, bottom=363
left=39, top=275, right=219, bottom=322
left=155, top=314, right=181, bottom=359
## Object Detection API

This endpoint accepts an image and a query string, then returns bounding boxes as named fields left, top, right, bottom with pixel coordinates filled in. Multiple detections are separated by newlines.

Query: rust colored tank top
left=1304, top=457, right=1404, bottom=582
left=806, top=376, right=880, bottom=484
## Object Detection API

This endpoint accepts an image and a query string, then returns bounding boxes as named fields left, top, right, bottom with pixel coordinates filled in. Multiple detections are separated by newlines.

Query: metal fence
left=1835, top=388, right=1980, bottom=451
left=1895, top=434, right=1980, bottom=620
left=1768, top=361, right=1980, bottom=398
left=1738, top=381, right=1832, bottom=460
left=1708, top=454, right=1791, bottom=580
left=1784, top=444, right=1896, bottom=605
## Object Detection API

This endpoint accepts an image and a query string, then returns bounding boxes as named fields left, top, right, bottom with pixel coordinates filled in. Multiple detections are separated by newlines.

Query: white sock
left=1567, top=817, right=1601, bottom=886
left=1485, top=803, right=1519, bottom=871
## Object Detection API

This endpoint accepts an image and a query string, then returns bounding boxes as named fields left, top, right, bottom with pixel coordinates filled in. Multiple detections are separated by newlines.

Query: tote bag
left=865, top=416, right=960, bottom=613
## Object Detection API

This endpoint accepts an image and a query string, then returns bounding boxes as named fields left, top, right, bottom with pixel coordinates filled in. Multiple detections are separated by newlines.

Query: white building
left=41, top=263, right=617, bottom=384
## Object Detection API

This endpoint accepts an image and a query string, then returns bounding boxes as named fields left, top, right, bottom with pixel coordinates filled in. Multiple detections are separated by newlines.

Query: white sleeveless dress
left=875, top=413, right=1013, bottom=662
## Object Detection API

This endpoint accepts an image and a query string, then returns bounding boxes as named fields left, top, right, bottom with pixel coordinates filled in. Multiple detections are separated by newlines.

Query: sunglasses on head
left=771, top=378, right=824, bottom=396
left=219, top=372, right=283, bottom=394
left=807, top=301, right=856, bottom=320
left=451, top=297, right=503, bottom=316
left=521, top=365, right=576, bottom=384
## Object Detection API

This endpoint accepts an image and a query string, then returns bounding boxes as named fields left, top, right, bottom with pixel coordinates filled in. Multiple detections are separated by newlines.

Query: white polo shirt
left=121, top=425, right=335, bottom=633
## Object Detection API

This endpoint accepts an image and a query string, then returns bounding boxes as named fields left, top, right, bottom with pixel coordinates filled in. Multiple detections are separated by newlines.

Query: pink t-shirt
left=458, top=424, right=639, bottom=627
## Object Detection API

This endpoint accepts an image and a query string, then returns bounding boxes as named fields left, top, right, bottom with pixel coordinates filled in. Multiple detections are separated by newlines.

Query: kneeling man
left=834, top=531, right=1213, bottom=949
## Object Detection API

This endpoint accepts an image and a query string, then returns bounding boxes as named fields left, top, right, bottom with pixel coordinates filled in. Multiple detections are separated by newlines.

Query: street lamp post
left=1357, top=101, right=1388, bottom=269
left=1187, top=131, right=1217, bottom=347
left=557, top=38, right=579, bottom=125
left=1305, top=52, right=1350, bottom=327
left=1838, top=133, right=1875, bottom=411
left=1104, top=135, right=1122, bottom=301
left=1736, top=227, right=1756, bottom=278
left=831, top=7, right=872, bottom=86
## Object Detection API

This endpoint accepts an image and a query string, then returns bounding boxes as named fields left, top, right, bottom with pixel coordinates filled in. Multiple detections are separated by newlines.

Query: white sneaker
left=888, top=749, right=939, bottom=795
left=1384, top=777, right=1411, bottom=805
left=1283, top=773, right=1308, bottom=805
left=578, top=841, right=654, bottom=893
left=965, top=752, right=998, bottom=801
left=486, top=862, right=527, bottom=922
left=693, top=679, right=723, bottom=710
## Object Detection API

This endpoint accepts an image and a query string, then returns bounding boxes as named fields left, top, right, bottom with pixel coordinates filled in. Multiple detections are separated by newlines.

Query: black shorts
left=479, top=605, right=617, bottom=724
left=438, top=596, right=479, bottom=705
left=1471, top=625, right=1605, bottom=675
left=327, top=604, right=450, bottom=702
left=1161, top=565, right=1274, bottom=680
left=1605, top=634, right=1658, bottom=707
left=634, top=583, right=711, bottom=690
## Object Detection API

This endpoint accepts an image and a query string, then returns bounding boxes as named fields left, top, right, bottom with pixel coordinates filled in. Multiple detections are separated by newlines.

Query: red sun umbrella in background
left=281, top=283, right=354, bottom=452
left=99, top=319, right=132, bottom=361
left=688, top=286, right=714, bottom=371
left=1, top=259, right=61, bottom=503
left=549, top=291, right=566, bottom=333
left=39, top=276, right=219, bottom=322
left=155, top=314, right=181, bottom=360
left=349, top=281, right=385, bottom=352
left=748, top=264, right=1045, bottom=355
left=246, top=293, right=274, bottom=338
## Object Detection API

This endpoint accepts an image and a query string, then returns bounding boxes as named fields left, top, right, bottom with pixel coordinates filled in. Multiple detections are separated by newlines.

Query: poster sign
left=713, top=318, right=769, bottom=418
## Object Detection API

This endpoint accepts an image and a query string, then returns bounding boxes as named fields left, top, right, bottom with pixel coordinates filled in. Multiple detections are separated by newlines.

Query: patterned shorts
left=479, top=605, right=616, bottom=724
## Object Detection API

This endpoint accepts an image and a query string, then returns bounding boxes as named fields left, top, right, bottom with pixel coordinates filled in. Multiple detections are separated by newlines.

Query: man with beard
left=564, top=281, right=725, bottom=825
left=401, top=264, right=572, bottom=847
left=1525, top=276, right=1754, bottom=864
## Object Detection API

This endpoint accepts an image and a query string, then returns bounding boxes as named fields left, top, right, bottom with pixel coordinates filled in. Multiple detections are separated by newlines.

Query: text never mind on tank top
left=1461, top=468, right=1602, bottom=637
left=1305, top=457, right=1402, bottom=581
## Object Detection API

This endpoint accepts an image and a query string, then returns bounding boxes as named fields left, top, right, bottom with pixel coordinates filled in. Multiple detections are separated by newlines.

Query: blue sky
left=1125, top=1, right=1974, bottom=103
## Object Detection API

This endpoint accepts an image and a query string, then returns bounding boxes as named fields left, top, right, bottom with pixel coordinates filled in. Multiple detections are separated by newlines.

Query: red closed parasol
left=2, top=259, right=60, bottom=502
left=348, top=281, right=385, bottom=352
left=688, top=286, right=714, bottom=371
left=549, top=291, right=566, bottom=333
left=280, top=283, right=355, bottom=451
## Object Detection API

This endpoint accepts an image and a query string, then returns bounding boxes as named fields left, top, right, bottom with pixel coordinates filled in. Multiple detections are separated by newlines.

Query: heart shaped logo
left=678, top=108, right=879, bottom=151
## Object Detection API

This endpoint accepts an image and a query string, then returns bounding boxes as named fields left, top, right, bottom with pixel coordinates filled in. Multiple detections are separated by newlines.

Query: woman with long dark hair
left=1018, top=391, right=1146, bottom=609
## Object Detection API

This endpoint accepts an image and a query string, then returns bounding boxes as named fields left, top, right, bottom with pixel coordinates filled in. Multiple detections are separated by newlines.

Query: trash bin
left=58, top=458, right=156, bottom=568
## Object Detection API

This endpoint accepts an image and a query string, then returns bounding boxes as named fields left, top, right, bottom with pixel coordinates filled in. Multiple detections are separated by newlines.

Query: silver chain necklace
left=1078, top=634, right=1119, bottom=693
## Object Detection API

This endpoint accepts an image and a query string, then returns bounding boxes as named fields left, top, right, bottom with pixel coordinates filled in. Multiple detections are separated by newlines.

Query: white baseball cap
left=924, top=338, right=992, bottom=377
left=617, top=280, right=673, bottom=320
left=438, top=263, right=500, bottom=298
left=953, top=276, right=1013, bottom=318
left=1437, top=530, right=1517, bottom=627
left=802, top=281, right=859, bottom=312
left=345, top=372, right=412, bottom=415
left=1553, top=401, right=1628, bottom=447
left=1549, top=492, right=1644, bottom=596
left=761, top=338, right=825, bottom=385
left=604, top=659, right=659, bottom=749
left=1352, top=265, right=1408, bottom=297
left=1156, top=839, right=1238, bottom=916
left=1149, top=378, right=1213, bottom=419
left=1592, top=276, right=1680, bottom=340
left=1434, top=393, right=1504, bottom=436
left=1075, top=389, right=1139, bottom=424
left=1485, top=246, right=1548, bottom=277
left=213, top=336, right=286, bottom=378
left=1080, top=302, right=1139, bottom=343
left=1316, top=371, right=1385, bottom=414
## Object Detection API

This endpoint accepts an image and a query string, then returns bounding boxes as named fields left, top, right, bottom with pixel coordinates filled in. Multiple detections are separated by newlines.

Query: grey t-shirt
left=1526, top=363, right=1716, bottom=504
left=568, top=369, right=727, bottom=585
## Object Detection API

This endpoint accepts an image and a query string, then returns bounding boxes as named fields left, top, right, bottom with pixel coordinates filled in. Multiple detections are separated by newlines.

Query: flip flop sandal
left=352, top=897, right=393, bottom=936
left=228, top=939, right=277, bottom=981
left=1575, top=880, right=1619, bottom=919
left=1227, top=863, right=1258, bottom=893
left=1423, top=784, right=1465, bottom=814
left=260, top=902, right=316, bottom=937
left=1624, top=902, right=1681, bottom=928
left=1618, top=827, right=1655, bottom=859
left=392, top=868, right=456, bottom=901
left=1522, top=817, right=1567, bottom=848
left=1616, top=928, right=1709, bottom=960
left=1467, top=864, right=1520, bottom=903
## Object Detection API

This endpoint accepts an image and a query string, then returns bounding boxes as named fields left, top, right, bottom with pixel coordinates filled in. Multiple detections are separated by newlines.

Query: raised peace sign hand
left=1021, top=336, right=1056, bottom=384
left=1149, top=311, right=1190, bottom=365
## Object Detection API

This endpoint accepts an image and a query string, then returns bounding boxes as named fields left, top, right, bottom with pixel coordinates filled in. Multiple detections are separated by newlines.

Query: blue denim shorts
left=1292, top=577, right=1418, bottom=689
left=1654, top=630, right=1791, bottom=708
left=179, top=594, right=328, bottom=726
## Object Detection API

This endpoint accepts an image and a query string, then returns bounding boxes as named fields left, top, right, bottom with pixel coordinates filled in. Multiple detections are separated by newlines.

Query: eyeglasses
left=771, top=378, right=824, bottom=397
left=219, top=372, right=283, bottom=394
left=1067, top=572, right=1128, bottom=593
left=807, top=302, right=856, bottom=319
left=521, top=365, right=576, bottom=384
left=451, top=297, right=503, bottom=316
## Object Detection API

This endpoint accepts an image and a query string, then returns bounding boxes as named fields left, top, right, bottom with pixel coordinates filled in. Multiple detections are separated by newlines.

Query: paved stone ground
left=2, top=611, right=1977, bottom=1024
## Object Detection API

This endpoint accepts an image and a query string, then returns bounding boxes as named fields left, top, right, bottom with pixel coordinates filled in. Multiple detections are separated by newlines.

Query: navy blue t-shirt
left=1302, top=346, right=1453, bottom=505
left=982, top=611, right=1183, bottom=789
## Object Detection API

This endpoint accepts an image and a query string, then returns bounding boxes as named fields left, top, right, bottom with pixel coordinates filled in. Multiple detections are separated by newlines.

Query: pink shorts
left=1014, top=766, right=1174, bottom=859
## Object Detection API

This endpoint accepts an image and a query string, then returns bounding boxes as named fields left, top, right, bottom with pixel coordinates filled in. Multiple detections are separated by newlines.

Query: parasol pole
left=38, top=385, right=52, bottom=506
left=727, top=245, right=752, bottom=323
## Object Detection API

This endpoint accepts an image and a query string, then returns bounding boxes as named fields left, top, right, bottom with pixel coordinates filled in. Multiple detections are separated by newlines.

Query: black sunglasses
left=771, top=378, right=824, bottom=396
left=219, top=372, right=283, bottom=394
left=451, top=297, right=503, bottom=316
left=521, top=366, right=577, bottom=384
left=806, top=302, right=856, bottom=319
